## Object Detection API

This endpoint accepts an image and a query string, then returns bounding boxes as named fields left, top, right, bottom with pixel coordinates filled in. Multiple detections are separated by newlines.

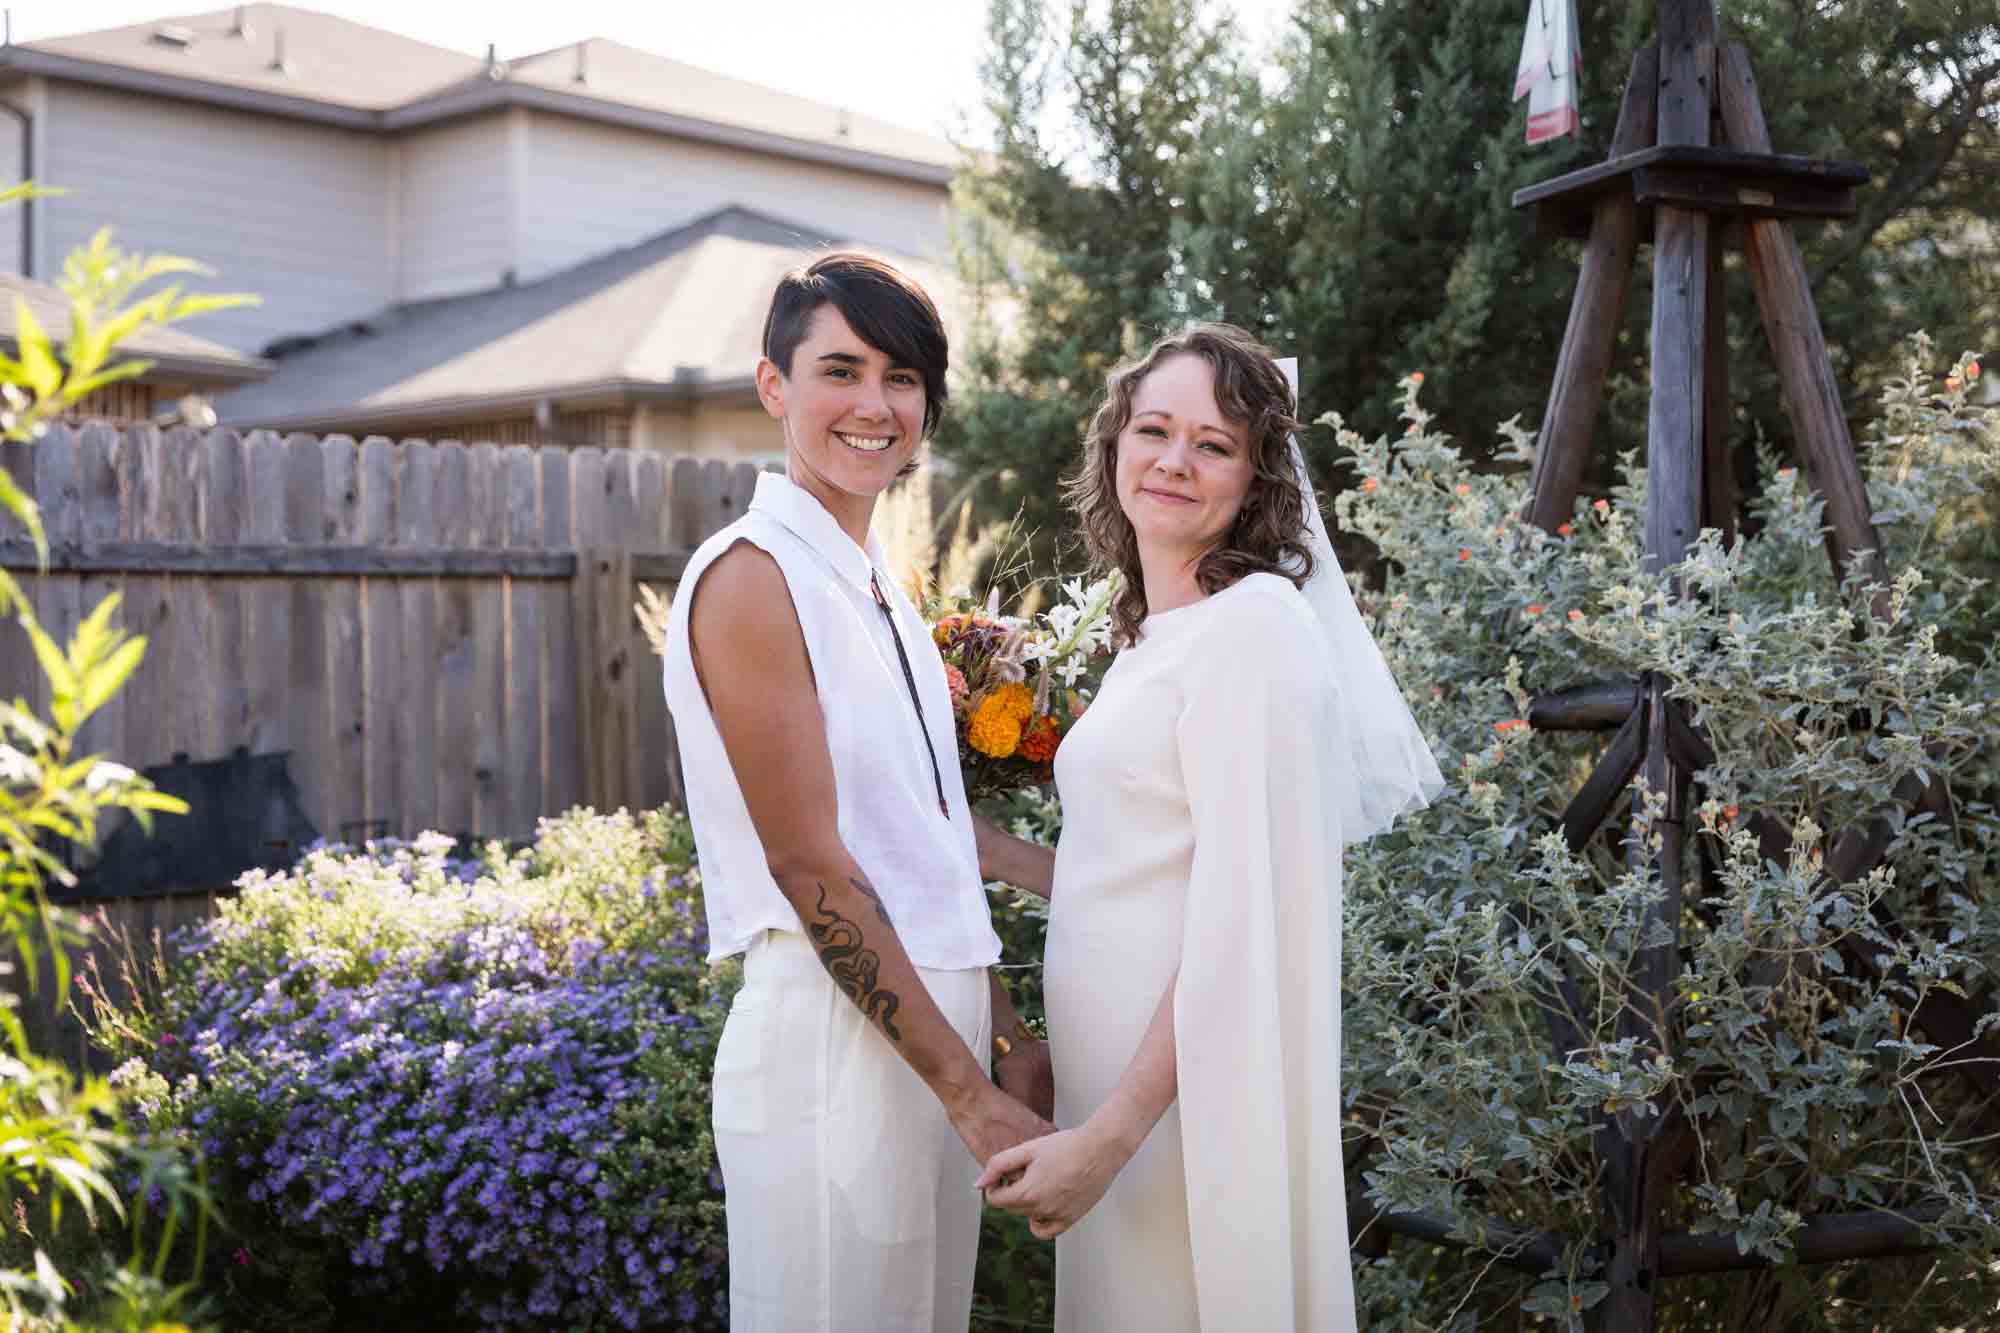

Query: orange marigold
left=967, top=682, right=1034, bottom=758
left=1019, top=715, right=1061, bottom=764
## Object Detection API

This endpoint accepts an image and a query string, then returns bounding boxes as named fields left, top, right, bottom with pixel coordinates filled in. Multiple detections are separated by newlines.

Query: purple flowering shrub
left=99, top=809, right=733, bottom=1331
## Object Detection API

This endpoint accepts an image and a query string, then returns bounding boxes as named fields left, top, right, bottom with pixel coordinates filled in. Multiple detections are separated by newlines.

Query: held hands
left=974, top=1118, right=1134, bottom=1240
left=948, top=1080, right=1055, bottom=1167
left=994, top=1035, right=1055, bottom=1122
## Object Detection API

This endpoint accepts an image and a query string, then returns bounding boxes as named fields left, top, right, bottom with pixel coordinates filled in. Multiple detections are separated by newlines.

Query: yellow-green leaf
left=13, top=298, right=61, bottom=402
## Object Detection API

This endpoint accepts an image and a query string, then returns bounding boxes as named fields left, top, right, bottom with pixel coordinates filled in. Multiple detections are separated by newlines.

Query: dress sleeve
left=1172, top=587, right=1358, bottom=1331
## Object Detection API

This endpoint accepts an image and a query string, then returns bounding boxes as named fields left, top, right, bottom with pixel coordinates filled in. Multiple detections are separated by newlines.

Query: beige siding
left=394, top=112, right=514, bottom=302
left=0, top=87, right=26, bottom=274
left=516, top=111, right=952, bottom=283
left=39, top=83, right=391, bottom=354
left=633, top=400, right=776, bottom=459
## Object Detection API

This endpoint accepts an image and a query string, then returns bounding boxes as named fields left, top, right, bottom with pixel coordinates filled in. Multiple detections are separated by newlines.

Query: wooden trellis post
left=1361, top=1, right=2000, bottom=1328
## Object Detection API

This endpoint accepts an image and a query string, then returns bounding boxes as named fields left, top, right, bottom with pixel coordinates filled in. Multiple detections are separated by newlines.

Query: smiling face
left=1113, top=353, right=1256, bottom=568
left=756, top=302, right=929, bottom=528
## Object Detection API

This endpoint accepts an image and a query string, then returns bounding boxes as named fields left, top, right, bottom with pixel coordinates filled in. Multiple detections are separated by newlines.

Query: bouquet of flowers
left=927, top=572, right=1120, bottom=801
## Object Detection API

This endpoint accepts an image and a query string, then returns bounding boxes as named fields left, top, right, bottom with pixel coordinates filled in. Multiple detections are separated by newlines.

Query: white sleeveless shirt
left=663, top=471, right=1001, bottom=970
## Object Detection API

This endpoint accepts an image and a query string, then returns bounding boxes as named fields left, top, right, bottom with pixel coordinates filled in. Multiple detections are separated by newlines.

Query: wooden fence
left=1, top=423, right=761, bottom=1061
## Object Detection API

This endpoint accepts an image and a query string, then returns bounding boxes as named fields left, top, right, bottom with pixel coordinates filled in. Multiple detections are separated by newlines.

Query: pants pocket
left=711, top=991, right=766, bottom=1135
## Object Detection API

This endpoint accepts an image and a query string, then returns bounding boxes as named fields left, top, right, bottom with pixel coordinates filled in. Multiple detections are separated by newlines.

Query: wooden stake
left=1716, top=42, right=1887, bottom=592
left=1526, top=43, right=1660, bottom=533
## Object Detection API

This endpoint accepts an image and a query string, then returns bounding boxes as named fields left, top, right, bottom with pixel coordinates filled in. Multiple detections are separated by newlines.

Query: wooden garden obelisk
left=1358, top=1, right=2000, bottom=1329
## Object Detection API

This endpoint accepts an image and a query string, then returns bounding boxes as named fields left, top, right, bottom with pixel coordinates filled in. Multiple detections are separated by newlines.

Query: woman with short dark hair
left=664, top=251, right=1056, bottom=1332
left=979, top=323, right=1442, bottom=1331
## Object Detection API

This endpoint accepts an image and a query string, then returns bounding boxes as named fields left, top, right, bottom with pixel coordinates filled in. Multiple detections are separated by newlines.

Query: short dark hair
left=761, top=252, right=950, bottom=438
left=1067, top=322, right=1314, bottom=645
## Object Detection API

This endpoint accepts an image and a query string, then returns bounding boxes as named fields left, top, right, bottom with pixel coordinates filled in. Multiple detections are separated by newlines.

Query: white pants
left=714, top=928, right=992, bottom=1333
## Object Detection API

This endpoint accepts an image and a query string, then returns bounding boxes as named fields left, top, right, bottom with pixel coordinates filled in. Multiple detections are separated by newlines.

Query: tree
left=941, top=0, right=1999, bottom=567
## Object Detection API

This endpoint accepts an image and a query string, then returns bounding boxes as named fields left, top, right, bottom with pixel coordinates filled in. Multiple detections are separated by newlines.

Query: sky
left=11, top=0, right=1299, bottom=147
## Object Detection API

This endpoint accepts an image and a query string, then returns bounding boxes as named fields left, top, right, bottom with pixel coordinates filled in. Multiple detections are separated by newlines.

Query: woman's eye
left=890, top=373, right=920, bottom=388
left=1137, top=425, right=1166, bottom=438
left=1199, top=441, right=1230, bottom=455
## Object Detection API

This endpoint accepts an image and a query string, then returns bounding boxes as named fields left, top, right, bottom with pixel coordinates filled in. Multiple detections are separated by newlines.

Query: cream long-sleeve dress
left=1044, top=572, right=1358, bottom=1332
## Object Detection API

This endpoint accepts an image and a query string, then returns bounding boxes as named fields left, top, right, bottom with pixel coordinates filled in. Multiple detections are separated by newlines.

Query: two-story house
left=0, top=4, right=965, bottom=455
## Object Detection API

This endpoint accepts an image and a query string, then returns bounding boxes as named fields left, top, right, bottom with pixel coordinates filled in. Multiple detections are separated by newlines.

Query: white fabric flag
left=1513, top=0, right=1582, bottom=144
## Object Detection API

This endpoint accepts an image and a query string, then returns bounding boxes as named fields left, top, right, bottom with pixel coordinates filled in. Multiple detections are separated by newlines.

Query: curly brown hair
left=1066, top=322, right=1315, bottom=644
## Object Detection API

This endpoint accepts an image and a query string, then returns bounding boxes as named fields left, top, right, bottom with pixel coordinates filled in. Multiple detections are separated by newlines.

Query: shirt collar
left=749, top=470, right=889, bottom=590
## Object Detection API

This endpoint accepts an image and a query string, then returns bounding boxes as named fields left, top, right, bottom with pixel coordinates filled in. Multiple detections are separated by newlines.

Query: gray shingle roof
left=0, top=271, right=270, bottom=384
left=210, top=207, right=959, bottom=433
left=19, top=5, right=957, bottom=170
left=22, top=3, right=487, bottom=111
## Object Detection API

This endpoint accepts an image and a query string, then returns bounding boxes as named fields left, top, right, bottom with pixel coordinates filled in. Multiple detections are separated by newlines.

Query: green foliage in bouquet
left=1335, top=338, right=1999, bottom=1331
left=930, top=574, right=1119, bottom=802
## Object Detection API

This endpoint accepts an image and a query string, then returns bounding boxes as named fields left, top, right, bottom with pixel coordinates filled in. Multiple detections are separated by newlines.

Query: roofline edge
left=216, top=374, right=758, bottom=435
left=0, top=48, right=958, bottom=184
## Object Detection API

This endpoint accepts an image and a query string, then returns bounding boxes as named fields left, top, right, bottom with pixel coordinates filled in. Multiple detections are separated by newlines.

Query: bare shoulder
left=686, top=539, right=810, bottom=684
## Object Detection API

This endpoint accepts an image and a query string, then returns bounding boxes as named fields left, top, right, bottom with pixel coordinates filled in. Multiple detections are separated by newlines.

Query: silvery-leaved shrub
left=1330, top=336, right=1998, bottom=1331
left=91, top=809, right=732, bottom=1332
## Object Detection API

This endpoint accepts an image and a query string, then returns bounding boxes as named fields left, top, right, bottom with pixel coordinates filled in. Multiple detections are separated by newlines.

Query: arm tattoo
left=849, top=876, right=895, bottom=926
left=810, top=882, right=904, bottom=1042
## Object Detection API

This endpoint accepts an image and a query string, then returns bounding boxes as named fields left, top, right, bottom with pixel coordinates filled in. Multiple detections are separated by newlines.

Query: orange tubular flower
left=1967, top=360, right=1981, bottom=379
left=1525, top=604, right=1545, bottom=618
left=1020, top=715, right=1060, bottom=764
left=1495, top=719, right=1528, bottom=734
left=1567, top=609, right=1585, bottom=622
left=1362, top=476, right=1379, bottom=493
left=1410, top=372, right=1425, bottom=384
left=1458, top=548, right=1473, bottom=562
left=944, top=665, right=969, bottom=710
left=1557, top=522, right=1574, bottom=537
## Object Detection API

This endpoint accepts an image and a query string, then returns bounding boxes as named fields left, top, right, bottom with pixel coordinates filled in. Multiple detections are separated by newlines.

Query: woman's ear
left=754, top=356, right=787, bottom=421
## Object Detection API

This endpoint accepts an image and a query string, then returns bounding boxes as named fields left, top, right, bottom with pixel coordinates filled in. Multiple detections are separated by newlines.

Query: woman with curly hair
left=978, top=323, right=1442, bottom=1330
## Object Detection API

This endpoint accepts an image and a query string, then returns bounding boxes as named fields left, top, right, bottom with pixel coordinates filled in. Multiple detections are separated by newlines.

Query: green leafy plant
left=0, top=206, right=252, bottom=1330
left=1333, top=341, right=1998, bottom=1330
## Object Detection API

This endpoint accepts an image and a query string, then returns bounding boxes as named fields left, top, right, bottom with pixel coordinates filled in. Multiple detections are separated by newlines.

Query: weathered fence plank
left=201, top=430, right=249, bottom=757
left=119, top=430, right=170, bottom=779
left=540, top=446, right=581, bottom=818
left=243, top=432, right=290, bottom=764
left=0, top=440, right=37, bottom=711
left=359, top=437, right=399, bottom=839
left=503, top=446, right=543, bottom=839
left=432, top=442, right=476, bottom=842
left=74, top=425, right=124, bottom=763
left=281, top=434, right=329, bottom=839
left=394, top=441, right=439, bottom=837
left=323, top=436, right=365, bottom=843
left=469, top=441, right=507, bottom=840
left=157, top=429, right=209, bottom=765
